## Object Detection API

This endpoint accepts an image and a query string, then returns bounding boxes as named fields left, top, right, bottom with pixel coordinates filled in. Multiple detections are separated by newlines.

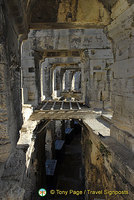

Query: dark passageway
left=54, top=123, right=85, bottom=200
left=34, top=121, right=85, bottom=200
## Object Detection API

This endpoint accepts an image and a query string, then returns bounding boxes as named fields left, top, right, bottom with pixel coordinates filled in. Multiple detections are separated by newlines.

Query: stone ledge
left=83, top=116, right=134, bottom=189
left=111, top=124, right=134, bottom=153
left=101, top=113, right=113, bottom=124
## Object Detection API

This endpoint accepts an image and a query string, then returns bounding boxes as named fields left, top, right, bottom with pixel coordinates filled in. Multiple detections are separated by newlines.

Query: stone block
left=28, top=29, right=112, bottom=50
left=112, top=58, right=134, bottom=79
left=90, top=60, right=105, bottom=75
left=21, top=58, right=35, bottom=69
left=88, top=49, right=113, bottom=60
left=108, top=4, right=134, bottom=39
left=111, top=0, right=129, bottom=20
left=112, top=78, right=134, bottom=98
left=111, top=125, right=134, bottom=153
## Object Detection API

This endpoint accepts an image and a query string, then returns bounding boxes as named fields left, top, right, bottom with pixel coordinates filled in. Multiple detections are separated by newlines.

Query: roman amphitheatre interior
left=0, top=0, right=134, bottom=199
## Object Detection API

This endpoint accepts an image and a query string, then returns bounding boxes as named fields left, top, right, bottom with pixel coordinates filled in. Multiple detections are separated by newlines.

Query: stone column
left=69, top=71, right=74, bottom=91
left=72, top=71, right=81, bottom=92
left=80, top=61, right=87, bottom=102
left=21, top=43, right=38, bottom=106
left=56, top=68, right=61, bottom=97
left=61, top=70, right=66, bottom=92
left=52, top=67, right=61, bottom=98
left=35, top=58, right=42, bottom=105
left=43, top=67, right=51, bottom=99
left=52, top=68, right=56, bottom=99
left=71, top=72, right=75, bottom=91
left=40, top=64, right=45, bottom=101
left=65, top=70, right=69, bottom=91
left=64, top=70, right=73, bottom=91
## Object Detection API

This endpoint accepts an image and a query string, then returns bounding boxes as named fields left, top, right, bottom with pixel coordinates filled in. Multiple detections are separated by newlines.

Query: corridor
left=0, top=1, right=134, bottom=200
left=35, top=122, right=85, bottom=200
left=54, top=129, right=84, bottom=200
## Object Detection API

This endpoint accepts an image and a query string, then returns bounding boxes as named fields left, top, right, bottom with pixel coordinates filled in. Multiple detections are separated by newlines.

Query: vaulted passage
left=0, top=1, right=134, bottom=200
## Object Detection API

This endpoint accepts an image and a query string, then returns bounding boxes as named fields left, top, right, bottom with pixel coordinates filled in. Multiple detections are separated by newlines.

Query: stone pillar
left=45, top=128, right=53, bottom=159
left=107, top=3, right=134, bottom=152
left=64, top=70, right=73, bottom=91
left=80, top=61, right=87, bottom=102
left=35, top=58, right=42, bottom=104
left=21, top=42, right=38, bottom=106
left=55, top=120, right=62, bottom=139
left=40, top=64, right=45, bottom=101
left=71, top=72, right=75, bottom=91
left=80, top=50, right=91, bottom=103
left=52, top=68, right=56, bottom=99
left=43, top=67, right=51, bottom=99
left=50, top=67, right=53, bottom=99
left=62, top=70, right=66, bottom=91
left=69, top=71, right=74, bottom=91
left=52, top=67, right=61, bottom=98
left=65, top=70, right=69, bottom=91
left=71, top=71, right=81, bottom=92
left=56, top=68, right=61, bottom=97
left=74, top=71, right=81, bottom=91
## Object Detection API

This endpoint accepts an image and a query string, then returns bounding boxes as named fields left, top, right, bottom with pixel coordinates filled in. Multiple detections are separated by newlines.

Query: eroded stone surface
left=30, top=0, right=110, bottom=25
left=107, top=4, right=134, bottom=152
left=83, top=116, right=134, bottom=200
left=0, top=1, right=134, bottom=200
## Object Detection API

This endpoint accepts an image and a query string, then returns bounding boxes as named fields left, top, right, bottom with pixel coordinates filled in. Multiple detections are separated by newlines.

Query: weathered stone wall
left=107, top=2, right=134, bottom=152
left=28, top=29, right=111, bottom=50
left=21, top=40, right=39, bottom=106
left=0, top=1, right=23, bottom=176
left=0, top=3, right=11, bottom=171
left=86, top=49, right=114, bottom=109
left=22, top=29, right=113, bottom=108
left=82, top=118, right=134, bottom=200
left=30, top=0, right=111, bottom=26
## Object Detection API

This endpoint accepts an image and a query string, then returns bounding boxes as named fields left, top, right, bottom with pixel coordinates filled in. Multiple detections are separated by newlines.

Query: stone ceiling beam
left=30, top=22, right=106, bottom=30
left=43, top=49, right=80, bottom=58
left=52, top=63, right=79, bottom=67
left=51, top=64, right=80, bottom=71
left=29, top=0, right=111, bottom=26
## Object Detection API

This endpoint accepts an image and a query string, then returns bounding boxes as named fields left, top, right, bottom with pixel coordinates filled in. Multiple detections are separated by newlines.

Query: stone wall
left=86, top=49, right=114, bottom=109
left=0, top=1, right=23, bottom=176
left=107, top=2, right=134, bottom=152
left=21, top=40, right=39, bottom=106
left=82, top=117, right=134, bottom=200
left=30, top=0, right=111, bottom=26
left=22, top=29, right=113, bottom=108
left=0, top=3, right=11, bottom=172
